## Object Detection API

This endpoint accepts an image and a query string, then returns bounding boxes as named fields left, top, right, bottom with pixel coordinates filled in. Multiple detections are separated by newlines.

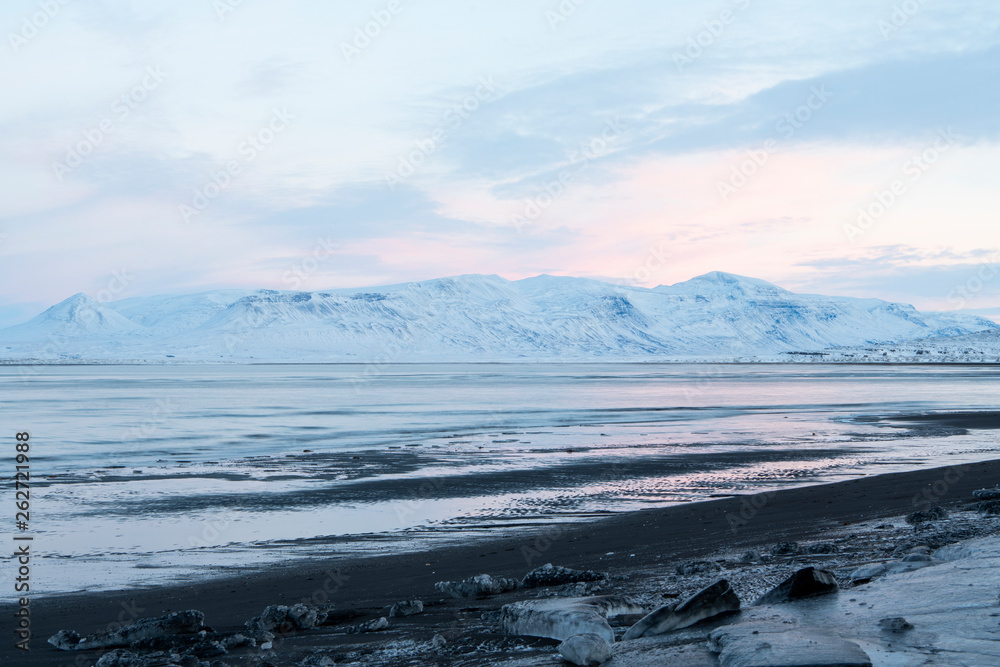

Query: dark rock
left=246, top=603, right=320, bottom=634
left=971, top=499, right=1000, bottom=515
left=972, top=486, right=1000, bottom=501
left=388, top=600, right=424, bottom=617
left=805, top=542, right=838, bottom=554
left=522, top=563, right=605, bottom=588
left=623, top=579, right=740, bottom=639
left=676, top=560, right=722, bottom=576
left=189, top=640, right=227, bottom=658
left=879, top=617, right=914, bottom=632
left=353, top=617, right=388, bottom=633
left=905, top=506, right=947, bottom=524
left=770, top=542, right=801, bottom=556
left=739, top=550, right=761, bottom=563
left=755, top=567, right=839, bottom=605
left=48, top=611, right=205, bottom=651
left=435, top=574, right=519, bottom=598
left=558, top=633, right=613, bottom=665
left=48, top=630, right=81, bottom=650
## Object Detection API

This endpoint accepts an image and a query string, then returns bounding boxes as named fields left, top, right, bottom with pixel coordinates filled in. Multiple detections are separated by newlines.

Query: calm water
left=3, top=363, right=1000, bottom=595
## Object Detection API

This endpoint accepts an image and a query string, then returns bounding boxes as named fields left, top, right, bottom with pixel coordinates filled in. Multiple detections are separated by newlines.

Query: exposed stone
left=623, top=580, right=740, bottom=640
left=48, top=611, right=205, bottom=651
left=354, top=616, right=388, bottom=633
left=708, top=622, right=873, bottom=667
left=972, top=486, right=1000, bottom=501
left=754, top=567, right=839, bottom=605
left=905, top=506, right=947, bottom=524
left=770, top=542, right=800, bottom=556
left=558, top=633, right=613, bottom=666
left=879, top=617, right=914, bottom=633
left=431, top=633, right=447, bottom=649
left=497, top=595, right=644, bottom=643
left=739, top=550, right=762, bottom=563
left=48, top=629, right=81, bottom=651
left=522, top=563, right=605, bottom=588
left=245, top=604, right=319, bottom=634
left=804, top=542, right=838, bottom=554
left=676, top=560, right=722, bottom=576
left=971, top=499, right=1000, bottom=515
left=435, top=574, right=520, bottom=598
left=388, top=600, right=424, bottom=617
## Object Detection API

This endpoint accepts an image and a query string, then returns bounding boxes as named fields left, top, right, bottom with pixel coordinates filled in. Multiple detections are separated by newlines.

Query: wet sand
left=7, top=455, right=999, bottom=665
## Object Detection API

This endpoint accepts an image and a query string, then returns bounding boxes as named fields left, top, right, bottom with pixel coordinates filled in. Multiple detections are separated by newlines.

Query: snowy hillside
left=1, top=272, right=996, bottom=363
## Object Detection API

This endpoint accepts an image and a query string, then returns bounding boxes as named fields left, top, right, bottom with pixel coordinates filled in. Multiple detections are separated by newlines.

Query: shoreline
left=8, top=456, right=1000, bottom=664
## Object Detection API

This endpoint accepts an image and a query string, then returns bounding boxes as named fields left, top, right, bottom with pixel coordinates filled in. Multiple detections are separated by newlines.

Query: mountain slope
left=0, top=273, right=995, bottom=362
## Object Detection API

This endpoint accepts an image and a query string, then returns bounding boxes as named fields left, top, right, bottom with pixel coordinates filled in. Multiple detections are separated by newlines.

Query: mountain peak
left=665, top=272, right=789, bottom=294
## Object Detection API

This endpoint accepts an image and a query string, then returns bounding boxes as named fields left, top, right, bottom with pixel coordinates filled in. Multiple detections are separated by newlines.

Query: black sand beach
left=7, top=453, right=1000, bottom=665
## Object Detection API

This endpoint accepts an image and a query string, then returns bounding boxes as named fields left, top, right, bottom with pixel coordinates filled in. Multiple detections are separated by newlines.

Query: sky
left=1, top=0, right=999, bottom=327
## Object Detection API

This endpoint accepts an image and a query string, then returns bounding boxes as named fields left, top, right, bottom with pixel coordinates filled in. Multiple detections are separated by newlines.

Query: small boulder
left=754, top=567, right=839, bottom=605
left=738, top=550, right=761, bottom=563
left=389, top=600, right=424, bottom=617
left=972, top=486, right=1000, bottom=501
left=435, top=574, right=519, bottom=598
left=558, top=633, right=613, bottom=666
left=905, top=506, right=947, bottom=524
left=805, top=543, right=838, bottom=554
left=48, top=611, right=205, bottom=651
left=676, top=560, right=722, bottom=576
left=522, top=563, right=605, bottom=588
left=879, top=617, right=914, bottom=633
left=623, top=580, right=740, bottom=640
left=245, top=603, right=319, bottom=634
left=770, top=542, right=800, bottom=556
left=971, top=499, right=1000, bottom=515
left=48, top=629, right=81, bottom=650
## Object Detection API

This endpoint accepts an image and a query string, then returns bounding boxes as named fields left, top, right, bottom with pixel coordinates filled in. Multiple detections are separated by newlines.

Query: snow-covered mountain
left=1, top=272, right=996, bottom=363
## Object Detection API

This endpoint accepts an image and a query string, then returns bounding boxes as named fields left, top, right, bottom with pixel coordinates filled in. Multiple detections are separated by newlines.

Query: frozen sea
left=4, top=363, right=1000, bottom=595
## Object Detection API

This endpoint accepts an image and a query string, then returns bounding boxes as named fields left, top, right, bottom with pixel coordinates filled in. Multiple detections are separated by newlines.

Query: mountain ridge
left=2, top=272, right=996, bottom=363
